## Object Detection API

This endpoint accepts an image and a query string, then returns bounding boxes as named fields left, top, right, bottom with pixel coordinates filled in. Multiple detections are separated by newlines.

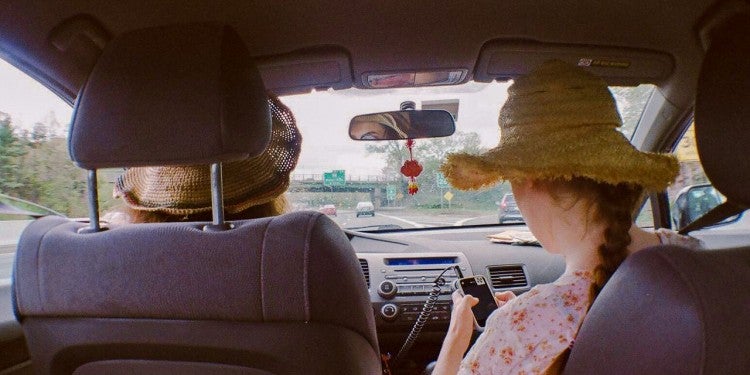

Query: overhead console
left=474, top=40, right=674, bottom=86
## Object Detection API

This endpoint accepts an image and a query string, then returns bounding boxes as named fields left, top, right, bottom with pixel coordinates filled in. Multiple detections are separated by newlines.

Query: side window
left=1, top=59, right=121, bottom=280
left=0, top=60, right=87, bottom=280
left=635, top=197, right=654, bottom=228
left=668, top=121, right=741, bottom=230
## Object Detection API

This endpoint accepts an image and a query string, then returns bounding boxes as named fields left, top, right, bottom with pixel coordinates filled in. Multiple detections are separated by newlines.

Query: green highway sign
left=323, top=170, right=346, bottom=187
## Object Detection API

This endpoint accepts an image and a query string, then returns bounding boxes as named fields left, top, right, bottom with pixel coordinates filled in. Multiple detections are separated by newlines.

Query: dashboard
left=346, top=224, right=566, bottom=352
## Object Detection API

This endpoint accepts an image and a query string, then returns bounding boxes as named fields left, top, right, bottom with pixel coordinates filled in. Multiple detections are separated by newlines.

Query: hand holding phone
left=457, top=275, right=498, bottom=330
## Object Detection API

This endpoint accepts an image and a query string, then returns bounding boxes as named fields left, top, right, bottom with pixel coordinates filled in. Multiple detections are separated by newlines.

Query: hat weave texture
left=114, top=96, right=301, bottom=215
left=441, top=60, right=678, bottom=191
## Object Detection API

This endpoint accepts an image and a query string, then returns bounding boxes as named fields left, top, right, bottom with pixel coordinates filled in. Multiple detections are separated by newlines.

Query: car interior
left=0, top=1, right=749, bottom=374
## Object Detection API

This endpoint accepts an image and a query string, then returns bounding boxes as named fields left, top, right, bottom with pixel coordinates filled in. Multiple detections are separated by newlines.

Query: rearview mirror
left=349, top=110, right=455, bottom=140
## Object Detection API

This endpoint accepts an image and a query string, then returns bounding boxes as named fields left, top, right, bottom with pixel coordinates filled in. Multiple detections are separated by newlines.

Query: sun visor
left=69, top=23, right=270, bottom=169
left=695, top=13, right=750, bottom=207
left=475, top=41, right=673, bottom=86
left=257, top=48, right=352, bottom=95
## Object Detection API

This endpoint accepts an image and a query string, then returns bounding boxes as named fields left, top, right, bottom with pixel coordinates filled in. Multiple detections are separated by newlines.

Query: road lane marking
left=376, top=213, right=429, bottom=228
left=453, top=217, right=479, bottom=226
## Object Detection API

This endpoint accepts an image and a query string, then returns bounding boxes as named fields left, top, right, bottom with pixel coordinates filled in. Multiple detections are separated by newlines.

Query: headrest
left=695, top=13, right=750, bottom=207
left=69, top=23, right=270, bottom=169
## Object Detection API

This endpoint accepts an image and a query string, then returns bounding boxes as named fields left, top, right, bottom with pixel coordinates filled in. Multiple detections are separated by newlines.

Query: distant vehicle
left=498, top=193, right=523, bottom=224
left=356, top=201, right=375, bottom=217
left=319, top=204, right=337, bottom=216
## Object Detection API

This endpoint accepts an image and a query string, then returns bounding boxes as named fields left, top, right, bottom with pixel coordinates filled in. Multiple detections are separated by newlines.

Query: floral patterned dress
left=457, top=229, right=702, bottom=375
left=458, top=270, right=593, bottom=375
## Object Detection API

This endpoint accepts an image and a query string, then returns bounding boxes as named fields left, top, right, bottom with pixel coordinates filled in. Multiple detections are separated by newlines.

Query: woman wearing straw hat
left=106, top=95, right=302, bottom=224
left=432, top=60, right=702, bottom=374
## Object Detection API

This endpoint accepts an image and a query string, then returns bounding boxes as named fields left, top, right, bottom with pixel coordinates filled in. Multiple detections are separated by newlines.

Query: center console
left=357, top=252, right=472, bottom=330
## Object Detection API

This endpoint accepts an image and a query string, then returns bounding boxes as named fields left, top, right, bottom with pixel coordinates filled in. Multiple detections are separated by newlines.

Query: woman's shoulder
left=508, top=271, right=592, bottom=314
left=654, top=228, right=705, bottom=249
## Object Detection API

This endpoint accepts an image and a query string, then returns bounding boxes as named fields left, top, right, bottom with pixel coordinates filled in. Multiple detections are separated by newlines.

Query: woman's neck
left=544, top=205, right=605, bottom=275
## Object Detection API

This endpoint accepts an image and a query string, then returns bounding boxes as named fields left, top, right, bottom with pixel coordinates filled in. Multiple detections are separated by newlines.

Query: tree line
left=365, top=131, right=510, bottom=211
left=0, top=111, right=117, bottom=218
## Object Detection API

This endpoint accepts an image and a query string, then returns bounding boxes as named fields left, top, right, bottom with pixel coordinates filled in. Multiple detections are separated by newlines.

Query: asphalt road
left=328, top=208, right=503, bottom=229
left=0, top=253, right=13, bottom=280
left=0, top=210, right=519, bottom=280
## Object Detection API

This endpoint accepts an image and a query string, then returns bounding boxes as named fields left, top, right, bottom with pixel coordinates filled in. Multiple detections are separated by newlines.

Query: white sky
left=0, top=59, right=73, bottom=129
left=1, top=57, right=511, bottom=178
left=281, top=83, right=510, bottom=176
left=1, top=57, right=650, bottom=179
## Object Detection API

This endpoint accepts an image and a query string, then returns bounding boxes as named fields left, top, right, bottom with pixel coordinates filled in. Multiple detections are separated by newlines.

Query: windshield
left=0, top=57, right=653, bottom=232
left=281, top=82, right=653, bottom=230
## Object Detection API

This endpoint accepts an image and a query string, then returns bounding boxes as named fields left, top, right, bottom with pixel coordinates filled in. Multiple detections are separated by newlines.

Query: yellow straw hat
left=113, top=95, right=301, bottom=215
left=441, top=60, right=678, bottom=191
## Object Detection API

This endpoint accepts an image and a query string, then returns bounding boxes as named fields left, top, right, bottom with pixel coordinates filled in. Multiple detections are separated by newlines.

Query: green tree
left=15, top=136, right=89, bottom=216
left=364, top=131, right=505, bottom=210
left=414, top=132, right=482, bottom=192
left=365, top=141, right=408, bottom=181
left=0, top=112, right=27, bottom=193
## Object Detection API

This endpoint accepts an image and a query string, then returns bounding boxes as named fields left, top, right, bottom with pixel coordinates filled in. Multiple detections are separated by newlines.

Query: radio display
left=385, top=257, right=457, bottom=266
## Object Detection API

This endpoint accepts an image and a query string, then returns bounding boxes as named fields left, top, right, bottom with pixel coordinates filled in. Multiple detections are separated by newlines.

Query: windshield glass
left=281, top=82, right=654, bottom=230
left=0, top=56, right=653, bottom=232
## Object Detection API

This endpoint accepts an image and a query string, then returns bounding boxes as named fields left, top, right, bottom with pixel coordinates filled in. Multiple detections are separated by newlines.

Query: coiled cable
left=394, top=265, right=462, bottom=364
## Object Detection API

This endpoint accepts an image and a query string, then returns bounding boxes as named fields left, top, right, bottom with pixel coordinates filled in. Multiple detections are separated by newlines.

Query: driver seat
left=12, top=23, right=380, bottom=374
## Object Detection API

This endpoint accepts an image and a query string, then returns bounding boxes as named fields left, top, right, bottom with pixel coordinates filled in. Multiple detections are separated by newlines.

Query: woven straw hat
left=113, top=95, right=301, bottom=215
left=441, top=60, right=678, bottom=191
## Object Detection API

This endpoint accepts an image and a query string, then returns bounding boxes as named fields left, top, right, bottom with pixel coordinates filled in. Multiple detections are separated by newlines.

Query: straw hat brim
left=441, top=125, right=679, bottom=191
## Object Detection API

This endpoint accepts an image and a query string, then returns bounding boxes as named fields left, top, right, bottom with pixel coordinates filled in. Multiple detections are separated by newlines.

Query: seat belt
left=678, top=200, right=747, bottom=234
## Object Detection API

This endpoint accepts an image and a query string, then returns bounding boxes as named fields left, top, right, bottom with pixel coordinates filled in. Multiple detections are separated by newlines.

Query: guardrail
left=291, top=174, right=401, bottom=183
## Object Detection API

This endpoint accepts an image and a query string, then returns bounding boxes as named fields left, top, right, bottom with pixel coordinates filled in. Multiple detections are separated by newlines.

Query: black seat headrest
left=69, top=23, right=270, bottom=169
left=695, top=13, right=750, bottom=207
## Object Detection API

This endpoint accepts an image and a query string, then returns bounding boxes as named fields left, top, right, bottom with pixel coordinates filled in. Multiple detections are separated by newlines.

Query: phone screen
left=459, top=276, right=497, bottom=328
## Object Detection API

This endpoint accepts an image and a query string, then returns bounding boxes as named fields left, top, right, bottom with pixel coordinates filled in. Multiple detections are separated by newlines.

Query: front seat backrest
left=564, top=12, right=750, bottom=375
left=563, top=245, right=750, bottom=374
left=13, top=23, right=380, bottom=375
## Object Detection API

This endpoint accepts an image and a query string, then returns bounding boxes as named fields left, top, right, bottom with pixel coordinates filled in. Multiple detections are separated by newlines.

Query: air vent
left=488, top=265, right=527, bottom=289
left=359, top=259, right=370, bottom=288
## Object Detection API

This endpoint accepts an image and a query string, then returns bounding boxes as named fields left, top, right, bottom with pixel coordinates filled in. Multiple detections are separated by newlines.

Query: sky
left=0, top=57, right=511, bottom=178
left=0, top=59, right=72, bottom=129
left=281, top=83, right=510, bottom=176
left=1, top=57, right=653, bottom=179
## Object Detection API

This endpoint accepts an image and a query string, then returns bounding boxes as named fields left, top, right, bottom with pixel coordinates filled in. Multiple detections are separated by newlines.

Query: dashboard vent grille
left=488, top=265, right=527, bottom=289
left=359, top=259, right=370, bottom=288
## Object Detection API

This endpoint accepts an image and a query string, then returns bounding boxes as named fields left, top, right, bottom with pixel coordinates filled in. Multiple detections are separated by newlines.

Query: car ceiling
left=0, top=0, right=723, bottom=113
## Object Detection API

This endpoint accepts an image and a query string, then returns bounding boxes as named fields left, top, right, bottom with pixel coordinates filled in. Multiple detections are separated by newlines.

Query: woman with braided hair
left=433, top=60, right=702, bottom=375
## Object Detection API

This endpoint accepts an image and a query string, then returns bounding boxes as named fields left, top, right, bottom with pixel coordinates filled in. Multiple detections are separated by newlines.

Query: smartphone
left=457, top=275, right=497, bottom=330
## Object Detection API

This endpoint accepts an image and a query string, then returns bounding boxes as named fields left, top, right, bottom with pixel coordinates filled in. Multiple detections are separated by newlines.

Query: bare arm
left=433, top=291, right=478, bottom=375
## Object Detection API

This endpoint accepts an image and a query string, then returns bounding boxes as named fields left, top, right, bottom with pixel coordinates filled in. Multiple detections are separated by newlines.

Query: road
left=0, top=253, right=13, bottom=280
left=0, top=210, right=519, bottom=280
left=328, top=208, right=504, bottom=229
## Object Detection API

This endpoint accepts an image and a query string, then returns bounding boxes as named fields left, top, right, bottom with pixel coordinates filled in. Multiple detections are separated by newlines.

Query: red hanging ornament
left=400, top=139, right=422, bottom=195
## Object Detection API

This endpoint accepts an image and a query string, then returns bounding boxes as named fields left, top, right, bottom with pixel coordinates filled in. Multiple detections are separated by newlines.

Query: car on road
left=318, top=204, right=337, bottom=216
left=498, top=193, right=523, bottom=224
left=1, top=1, right=749, bottom=374
left=356, top=201, right=375, bottom=217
